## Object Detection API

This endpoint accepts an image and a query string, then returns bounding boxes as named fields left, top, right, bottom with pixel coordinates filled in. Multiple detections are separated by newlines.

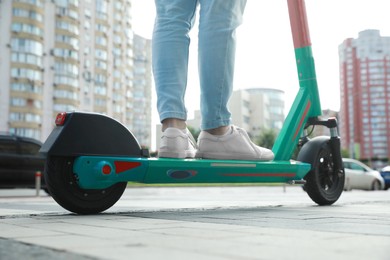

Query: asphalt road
left=0, top=186, right=389, bottom=260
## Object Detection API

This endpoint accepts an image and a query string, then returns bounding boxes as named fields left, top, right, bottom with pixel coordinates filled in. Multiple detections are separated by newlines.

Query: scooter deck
left=74, top=156, right=311, bottom=189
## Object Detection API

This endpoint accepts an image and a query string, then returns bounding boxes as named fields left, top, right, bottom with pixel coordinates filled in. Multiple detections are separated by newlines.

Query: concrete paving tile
left=41, top=215, right=192, bottom=233
left=14, top=230, right=238, bottom=260
left=75, top=243, right=233, bottom=260
left=15, top=234, right=126, bottom=251
left=1, top=217, right=54, bottom=225
left=119, top=230, right=262, bottom=260
left=141, top=226, right=248, bottom=240
left=218, top=226, right=390, bottom=259
left=17, top=222, right=145, bottom=239
left=1, top=187, right=389, bottom=260
left=0, top=223, right=64, bottom=238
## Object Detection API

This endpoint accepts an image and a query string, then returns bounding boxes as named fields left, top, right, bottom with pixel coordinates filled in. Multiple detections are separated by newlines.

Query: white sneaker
left=196, top=125, right=274, bottom=161
left=158, top=128, right=197, bottom=159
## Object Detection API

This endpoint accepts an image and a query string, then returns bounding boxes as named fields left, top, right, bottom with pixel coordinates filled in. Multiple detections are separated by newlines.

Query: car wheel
left=371, top=180, right=381, bottom=191
left=344, top=177, right=352, bottom=191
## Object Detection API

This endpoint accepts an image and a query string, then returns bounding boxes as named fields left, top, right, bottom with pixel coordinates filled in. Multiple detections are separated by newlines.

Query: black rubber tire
left=44, top=156, right=127, bottom=214
left=298, top=139, right=345, bottom=205
left=371, top=180, right=381, bottom=191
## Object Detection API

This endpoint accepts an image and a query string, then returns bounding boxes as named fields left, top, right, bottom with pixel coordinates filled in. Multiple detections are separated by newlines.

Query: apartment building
left=186, top=88, right=285, bottom=135
left=0, top=0, right=152, bottom=148
left=132, top=34, right=152, bottom=148
left=339, top=29, right=390, bottom=166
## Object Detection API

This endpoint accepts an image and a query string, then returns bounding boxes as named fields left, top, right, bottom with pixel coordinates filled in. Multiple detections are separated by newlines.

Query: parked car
left=0, top=134, right=46, bottom=190
left=342, top=158, right=385, bottom=191
left=380, top=166, right=390, bottom=190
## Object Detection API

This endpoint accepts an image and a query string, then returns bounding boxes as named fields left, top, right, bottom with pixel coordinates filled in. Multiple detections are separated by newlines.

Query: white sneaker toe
left=197, top=125, right=274, bottom=161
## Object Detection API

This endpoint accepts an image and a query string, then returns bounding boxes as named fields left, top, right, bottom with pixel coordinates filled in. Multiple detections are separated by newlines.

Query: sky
left=131, top=0, right=390, bottom=120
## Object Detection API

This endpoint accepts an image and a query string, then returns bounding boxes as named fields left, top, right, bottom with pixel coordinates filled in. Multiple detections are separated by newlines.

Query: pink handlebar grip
left=287, top=0, right=312, bottom=48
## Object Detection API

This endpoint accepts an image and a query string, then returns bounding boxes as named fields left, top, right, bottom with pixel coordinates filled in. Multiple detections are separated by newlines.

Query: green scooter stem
left=272, top=0, right=322, bottom=160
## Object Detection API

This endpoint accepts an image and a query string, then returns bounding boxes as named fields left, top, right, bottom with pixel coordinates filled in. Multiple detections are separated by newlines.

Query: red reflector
left=102, top=165, right=112, bottom=175
left=55, top=112, right=67, bottom=126
left=114, top=161, right=141, bottom=174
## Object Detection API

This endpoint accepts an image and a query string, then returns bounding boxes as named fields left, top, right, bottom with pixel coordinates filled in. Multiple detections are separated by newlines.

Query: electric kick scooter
left=40, top=0, right=345, bottom=214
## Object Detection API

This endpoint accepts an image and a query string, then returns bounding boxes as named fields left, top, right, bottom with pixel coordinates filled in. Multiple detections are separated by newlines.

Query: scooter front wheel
left=44, top=156, right=127, bottom=214
left=298, top=137, right=345, bottom=205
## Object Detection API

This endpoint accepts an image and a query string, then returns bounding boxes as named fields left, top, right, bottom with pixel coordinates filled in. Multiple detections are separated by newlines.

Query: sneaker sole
left=196, top=151, right=273, bottom=161
left=158, top=150, right=196, bottom=159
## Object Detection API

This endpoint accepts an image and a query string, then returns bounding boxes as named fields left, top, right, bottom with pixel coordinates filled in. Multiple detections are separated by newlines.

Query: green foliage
left=341, top=148, right=349, bottom=158
left=255, top=129, right=277, bottom=149
left=187, top=125, right=201, bottom=141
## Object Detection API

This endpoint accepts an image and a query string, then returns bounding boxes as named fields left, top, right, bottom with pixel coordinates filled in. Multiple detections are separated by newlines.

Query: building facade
left=185, top=88, right=284, bottom=135
left=0, top=0, right=152, bottom=148
left=132, top=34, right=152, bottom=148
left=339, top=29, right=390, bottom=166
left=245, top=87, right=285, bottom=134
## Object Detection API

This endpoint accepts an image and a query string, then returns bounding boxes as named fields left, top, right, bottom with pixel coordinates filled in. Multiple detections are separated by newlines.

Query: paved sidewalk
left=0, top=186, right=389, bottom=260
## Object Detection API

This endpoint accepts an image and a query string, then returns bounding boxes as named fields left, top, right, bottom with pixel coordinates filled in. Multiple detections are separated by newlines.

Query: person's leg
left=196, top=0, right=274, bottom=161
left=198, top=0, right=246, bottom=131
left=153, top=0, right=199, bottom=158
left=152, top=0, right=198, bottom=129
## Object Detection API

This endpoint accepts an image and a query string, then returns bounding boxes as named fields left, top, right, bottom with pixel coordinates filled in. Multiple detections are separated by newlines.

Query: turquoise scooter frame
left=40, top=0, right=345, bottom=214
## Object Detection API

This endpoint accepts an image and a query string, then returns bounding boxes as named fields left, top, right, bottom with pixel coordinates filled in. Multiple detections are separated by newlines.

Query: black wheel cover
left=44, top=156, right=127, bottom=214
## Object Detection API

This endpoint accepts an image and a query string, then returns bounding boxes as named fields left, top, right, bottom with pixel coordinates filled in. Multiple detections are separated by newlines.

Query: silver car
left=342, top=158, right=385, bottom=191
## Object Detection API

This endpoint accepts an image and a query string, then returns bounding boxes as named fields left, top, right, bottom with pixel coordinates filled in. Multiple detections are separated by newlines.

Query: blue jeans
left=152, top=0, right=247, bottom=130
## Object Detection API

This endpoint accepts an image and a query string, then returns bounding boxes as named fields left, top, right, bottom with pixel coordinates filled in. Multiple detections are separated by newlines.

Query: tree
left=341, top=148, right=349, bottom=158
left=187, top=126, right=201, bottom=141
left=255, top=129, right=277, bottom=149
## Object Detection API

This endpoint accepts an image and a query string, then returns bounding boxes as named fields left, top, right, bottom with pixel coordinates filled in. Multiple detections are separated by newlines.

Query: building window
left=11, top=23, right=43, bottom=37
left=56, top=21, right=79, bottom=35
left=11, top=68, right=42, bottom=81
left=95, top=49, right=107, bottom=60
left=54, top=75, right=79, bottom=88
left=95, top=60, right=107, bottom=70
left=15, top=0, right=43, bottom=7
left=55, top=0, right=79, bottom=8
left=11, top=38, right=43, bottom=56
left=95, top=23, right=108, bottom=32
left=96, top=0, right=108, bottom=20
left=52, top=48, right=79, bottom=59
left=94, top=74, right=107, bottom=86
left=95, top=36, right=107, bottom=46
left=9, top=128, right=40, bottom=140
left=11, top=52, right=42, bottom=66
left=94, top=98, right=106, bottom=107
left=54, top=62, right=79, bottom=76
left=11, top=82, right=42, bottom=94
left=9, top=112, right=41, bottom=123
left=10, top=98, right=26, bottom=107
left=55, top=35, right=79, bottom=49
left=54, top=89, right=78, bottom=100
left=56, top=7, right=79, bottom=20
left=85, top=9, right=91, bottom=18
left=53, top=104, right=76, bottom=112
left=12, top=8, right=43, bottom=22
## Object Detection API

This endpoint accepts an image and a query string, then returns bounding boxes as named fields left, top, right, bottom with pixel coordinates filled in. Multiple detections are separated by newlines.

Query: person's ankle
left=162, top=118, right=186, bottom=132
left=205, top=125, right=230, bottom=135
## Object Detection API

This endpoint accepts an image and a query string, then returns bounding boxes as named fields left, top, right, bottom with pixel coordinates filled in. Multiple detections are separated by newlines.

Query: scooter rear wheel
left=44, top=156, right=127, bottom=214
left=298, top=138, right=344, bottom=205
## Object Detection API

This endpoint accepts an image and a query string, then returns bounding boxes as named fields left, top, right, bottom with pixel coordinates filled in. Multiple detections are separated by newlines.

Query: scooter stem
left=272, top=0, right=322, bottom=160
left=287, top=0, right=311, bottom=49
